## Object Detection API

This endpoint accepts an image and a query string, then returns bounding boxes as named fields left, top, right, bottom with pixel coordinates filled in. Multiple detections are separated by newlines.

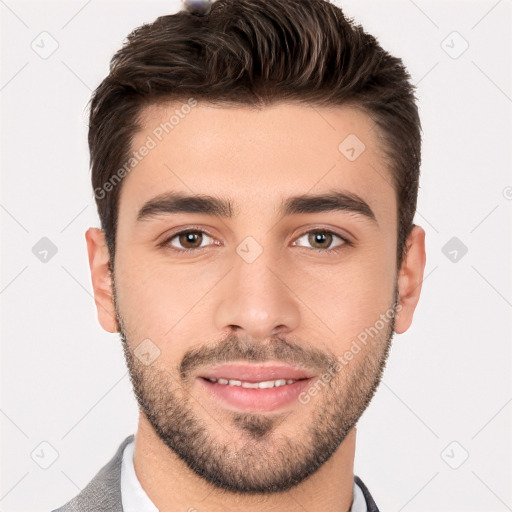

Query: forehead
left=118, top=101, right=395, bottom=222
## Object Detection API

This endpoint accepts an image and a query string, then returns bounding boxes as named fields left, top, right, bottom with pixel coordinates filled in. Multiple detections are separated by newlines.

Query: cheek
left=114, top=253, right=172, bottom=339
left=290, top=241, right=397, bottom=347
left=114, top=250, right=224, bottom=344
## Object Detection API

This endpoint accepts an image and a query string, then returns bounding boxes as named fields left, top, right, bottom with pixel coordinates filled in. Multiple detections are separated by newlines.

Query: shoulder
left=51, top=435, right=134, bottom=512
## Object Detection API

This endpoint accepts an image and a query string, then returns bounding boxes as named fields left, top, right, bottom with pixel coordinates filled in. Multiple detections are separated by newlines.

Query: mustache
left=179, top=333, right=336, bottom=380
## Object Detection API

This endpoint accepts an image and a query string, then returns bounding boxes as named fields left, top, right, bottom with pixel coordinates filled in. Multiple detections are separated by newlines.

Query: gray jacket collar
left=52, top=435, right=134, bottom=512
left=53, top=434, right=380, bottom=512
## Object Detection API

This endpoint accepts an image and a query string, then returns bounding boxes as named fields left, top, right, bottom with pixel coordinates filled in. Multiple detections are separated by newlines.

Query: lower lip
left=198, top=377, right=313, bottom=412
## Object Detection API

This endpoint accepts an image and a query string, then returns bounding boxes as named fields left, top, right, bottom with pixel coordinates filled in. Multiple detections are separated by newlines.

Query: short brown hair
left=89, top=0, right=421, bottom=267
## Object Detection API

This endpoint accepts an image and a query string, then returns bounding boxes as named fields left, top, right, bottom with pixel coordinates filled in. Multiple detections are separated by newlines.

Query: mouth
left=196, top=363, right=315, bottom=412
left=202, top=376, right=301, bottom=388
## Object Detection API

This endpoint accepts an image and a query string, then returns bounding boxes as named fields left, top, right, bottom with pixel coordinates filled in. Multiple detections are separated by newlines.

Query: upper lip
left=198, top=363, right=316, bottom=382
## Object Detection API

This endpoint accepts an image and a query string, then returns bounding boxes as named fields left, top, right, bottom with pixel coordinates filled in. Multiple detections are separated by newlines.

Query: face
left=87, top=102, right=426, bottom=493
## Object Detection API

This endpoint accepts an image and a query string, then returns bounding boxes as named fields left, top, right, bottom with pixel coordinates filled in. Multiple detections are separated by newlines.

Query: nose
left=213, top=245, right=301, bottom=341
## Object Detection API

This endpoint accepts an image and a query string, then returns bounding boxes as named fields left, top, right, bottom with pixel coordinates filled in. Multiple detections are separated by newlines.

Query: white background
left=0, top=1, right=511, bottom=510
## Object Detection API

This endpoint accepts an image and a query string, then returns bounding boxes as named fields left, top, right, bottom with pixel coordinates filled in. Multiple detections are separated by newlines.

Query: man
left=53, top=0, right=426, bottom=510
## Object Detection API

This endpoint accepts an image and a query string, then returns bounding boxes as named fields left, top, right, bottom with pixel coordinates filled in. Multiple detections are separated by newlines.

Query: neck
left=133, top=414, right=357, bottom=512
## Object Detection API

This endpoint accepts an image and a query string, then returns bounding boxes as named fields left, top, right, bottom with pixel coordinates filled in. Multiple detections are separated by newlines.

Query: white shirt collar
left=121, top=436, right=158, bottom=512
left=120, top=437, right=367, bottom=512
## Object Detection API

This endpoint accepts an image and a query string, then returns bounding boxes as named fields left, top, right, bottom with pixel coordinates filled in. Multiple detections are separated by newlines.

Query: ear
left=85, top=227, right=118, bottom=333
left=394, top=225, right=426, bottom=334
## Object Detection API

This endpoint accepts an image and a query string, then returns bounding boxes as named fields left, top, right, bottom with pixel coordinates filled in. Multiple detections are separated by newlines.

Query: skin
left=86, top=102, right=426, bottom=512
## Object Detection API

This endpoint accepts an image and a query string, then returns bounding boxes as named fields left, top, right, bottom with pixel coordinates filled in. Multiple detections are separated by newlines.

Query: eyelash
left=158, top=227, right=352, bottom=255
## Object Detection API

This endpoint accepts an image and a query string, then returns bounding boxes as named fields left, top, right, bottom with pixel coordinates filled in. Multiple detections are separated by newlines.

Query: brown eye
left=178, top=231, right=203, bottom=249
left=308, top=231, right=333, bottom=249
left=294, top=229, right=347, bottom=252
left=165, top=230, right=215, bottom=251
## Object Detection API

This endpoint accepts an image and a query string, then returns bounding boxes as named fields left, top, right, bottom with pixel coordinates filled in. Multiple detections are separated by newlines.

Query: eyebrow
left=136, top=190, right=377, bottom=223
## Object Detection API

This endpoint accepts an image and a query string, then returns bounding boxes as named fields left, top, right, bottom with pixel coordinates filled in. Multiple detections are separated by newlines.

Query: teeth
left=206, top=377, right=297, bottom=388
left=241, top=381, right=260, bottom=388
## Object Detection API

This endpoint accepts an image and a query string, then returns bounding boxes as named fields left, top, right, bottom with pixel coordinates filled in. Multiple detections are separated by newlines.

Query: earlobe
left=85, top=227, right=118, bottom=333
left=394, top=225, right=426, bottom=334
